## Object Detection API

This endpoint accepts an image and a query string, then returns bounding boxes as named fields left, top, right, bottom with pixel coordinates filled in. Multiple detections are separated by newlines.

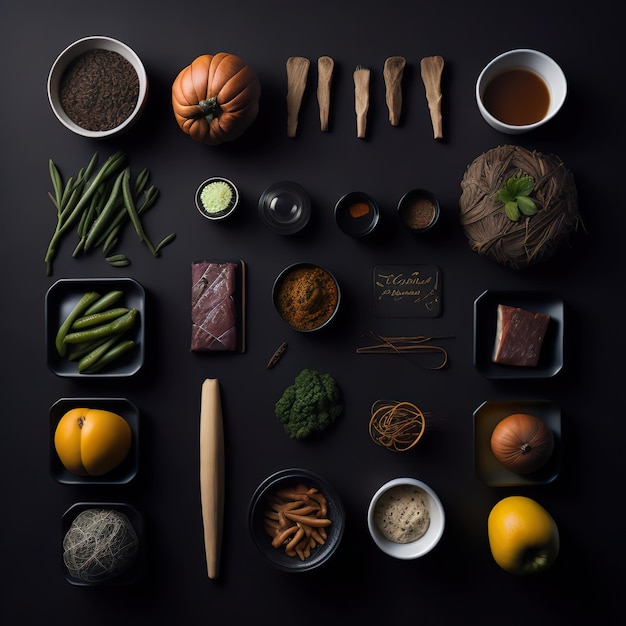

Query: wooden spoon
left=317, top=56, right=334, bottom=131
left=354, top=66, right=370, bottom=139
left=286, top=56, right=310, bottom=137
left=420, top=55, right=445, bottom=139
left=383, top=56, right=406, bottom=126
left=200, top=378, right=225, bottom=579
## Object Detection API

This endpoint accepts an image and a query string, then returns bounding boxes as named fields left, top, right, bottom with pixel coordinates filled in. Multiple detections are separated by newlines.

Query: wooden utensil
left=286, top=56, right=310, bottom=137
left=200, top=378, right=225, bottom=579
left=420, top=55, right=444, bottom=139
left=383, top=56, right=406, bottom=126
left=317, top=56, right=334, bottom=131
left=354, top=66, right=370, bottom=139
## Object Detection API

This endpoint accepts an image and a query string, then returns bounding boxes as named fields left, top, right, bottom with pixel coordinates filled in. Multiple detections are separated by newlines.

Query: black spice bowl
left=397, top=189, right=440, bottom=233
left=334, top=191, right=380, bottom=237
left=272, top=262, right=341, bottom=332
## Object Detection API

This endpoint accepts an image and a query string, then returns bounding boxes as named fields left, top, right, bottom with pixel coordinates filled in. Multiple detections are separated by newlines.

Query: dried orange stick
left=309, top=492, right=327, bottom=516
left=284, top=512, right=332, bottom=527
left=286, top=526, right=306, bottom=552
left=287, top=504, right=319, bottom=517
left=271, top=524, right=299, bottom=548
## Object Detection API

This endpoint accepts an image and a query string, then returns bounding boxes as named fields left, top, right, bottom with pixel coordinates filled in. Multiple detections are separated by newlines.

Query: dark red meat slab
left=492, top=304, right=550, bottom=367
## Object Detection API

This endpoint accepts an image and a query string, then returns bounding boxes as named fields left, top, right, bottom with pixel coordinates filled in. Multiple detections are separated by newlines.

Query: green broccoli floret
left=274, top=368, right=342, bottom=439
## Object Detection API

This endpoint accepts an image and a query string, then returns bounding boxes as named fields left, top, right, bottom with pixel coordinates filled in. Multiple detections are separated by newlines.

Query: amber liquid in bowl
left=482, top=68, right=550, bottom=125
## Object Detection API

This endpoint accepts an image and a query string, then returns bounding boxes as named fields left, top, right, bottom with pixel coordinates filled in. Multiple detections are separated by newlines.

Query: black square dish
left=473, top=290, right=563, bottom=379
left=474, top=399, right=561, bottom=487
left=46, top=278, right=145, bottom=377
left=50, top=397, right=139, bottom=485
left=61, top=502, right=144, bottom=586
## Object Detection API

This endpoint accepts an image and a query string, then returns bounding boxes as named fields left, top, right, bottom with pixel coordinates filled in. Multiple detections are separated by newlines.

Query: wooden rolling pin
left=200, top=378, right=225, bottom=579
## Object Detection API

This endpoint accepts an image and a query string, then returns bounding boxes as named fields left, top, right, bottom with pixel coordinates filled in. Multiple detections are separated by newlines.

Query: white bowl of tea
left=476, top=49, right=567, bottom=134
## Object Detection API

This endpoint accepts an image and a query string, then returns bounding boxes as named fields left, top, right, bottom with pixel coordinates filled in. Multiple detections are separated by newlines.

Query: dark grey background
left=1, top=1, right=622, bottom=623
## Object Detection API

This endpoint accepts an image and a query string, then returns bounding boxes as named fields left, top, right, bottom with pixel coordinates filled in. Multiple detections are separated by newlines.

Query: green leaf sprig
left=496, top=175, right=538, bottom=221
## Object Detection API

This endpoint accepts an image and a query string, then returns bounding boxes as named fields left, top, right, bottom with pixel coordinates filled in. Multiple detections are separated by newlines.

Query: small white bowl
left=47, top=36, right=148, bottom=139
left=367, top=478, right=445, bottom=559
left=476, top=49, right=566, bottom=134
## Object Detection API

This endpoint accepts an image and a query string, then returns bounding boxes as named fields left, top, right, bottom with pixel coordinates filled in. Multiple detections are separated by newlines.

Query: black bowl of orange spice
left=334, top=191, right=380, bottom=237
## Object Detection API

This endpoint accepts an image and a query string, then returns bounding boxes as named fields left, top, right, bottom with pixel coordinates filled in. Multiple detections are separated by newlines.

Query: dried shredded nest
left=459, top=145, right=581, bottom=269
left=63, top=508, right=139, bottom=583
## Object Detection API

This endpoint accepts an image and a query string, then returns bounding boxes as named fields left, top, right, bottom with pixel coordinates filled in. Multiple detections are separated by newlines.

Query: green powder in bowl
left=195, top=178, right=238, bottom=219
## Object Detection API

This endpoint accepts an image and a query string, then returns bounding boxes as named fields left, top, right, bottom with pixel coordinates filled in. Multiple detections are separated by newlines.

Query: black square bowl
left=473, top=289, right=564, bottom=379
left=46, top=277, right=145, bottom=377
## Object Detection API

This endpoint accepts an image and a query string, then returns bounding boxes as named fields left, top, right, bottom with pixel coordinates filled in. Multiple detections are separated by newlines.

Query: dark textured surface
left=1, top=1, right=623, bottom=623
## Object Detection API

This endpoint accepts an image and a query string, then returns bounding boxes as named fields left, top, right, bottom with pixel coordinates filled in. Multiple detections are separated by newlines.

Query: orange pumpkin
left=171, top=52, right=261, bottom=145
left=54, top=408, right=132, bottom=476
left=490, top=413, right=554, bottom=475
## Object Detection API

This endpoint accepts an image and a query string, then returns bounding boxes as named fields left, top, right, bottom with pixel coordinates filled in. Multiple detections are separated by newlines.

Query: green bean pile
left=55, top=289, right=140, bottom=374
left=45, top=151, right=176, bottom=275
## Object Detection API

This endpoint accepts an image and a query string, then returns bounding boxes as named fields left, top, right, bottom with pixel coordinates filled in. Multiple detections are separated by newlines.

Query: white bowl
left=47, top=36, right=148, bottom=139
left=367, top=478, right=445, bottom=559
left=476, top=49, right=566, bottom=134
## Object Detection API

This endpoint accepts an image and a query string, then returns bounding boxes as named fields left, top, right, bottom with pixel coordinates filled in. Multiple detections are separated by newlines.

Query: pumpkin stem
left=520, top=443, right=531, bottom=454
left=198, top=97, right=221, bottom=123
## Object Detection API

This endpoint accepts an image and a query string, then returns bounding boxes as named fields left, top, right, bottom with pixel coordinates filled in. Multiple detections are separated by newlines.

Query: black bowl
left=248, top=468, right=345, bottom=572
left=334, top=191, right=379, bottom=237
left=397, top=188, right=440, bottom=233
left=272, top=262, right=341, bottom=332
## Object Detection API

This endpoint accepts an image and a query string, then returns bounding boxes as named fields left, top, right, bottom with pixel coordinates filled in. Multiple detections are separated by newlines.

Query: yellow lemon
left=487, top=495, right=559, bottom=575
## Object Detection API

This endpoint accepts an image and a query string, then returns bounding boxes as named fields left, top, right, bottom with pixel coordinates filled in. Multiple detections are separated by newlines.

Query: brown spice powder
left=403, top=198, right=435, bottom=230
left=276, top=266, right=338, bottom=330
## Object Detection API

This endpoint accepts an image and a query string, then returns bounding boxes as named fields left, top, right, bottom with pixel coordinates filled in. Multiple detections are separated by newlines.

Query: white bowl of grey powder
left=367, top=477, right=445, bottom=559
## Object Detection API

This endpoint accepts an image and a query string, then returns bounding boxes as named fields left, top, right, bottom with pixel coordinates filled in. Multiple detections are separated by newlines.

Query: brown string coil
left=369, top=400, right=426, bottom=452
left=459, top=145, right=580, bottom=269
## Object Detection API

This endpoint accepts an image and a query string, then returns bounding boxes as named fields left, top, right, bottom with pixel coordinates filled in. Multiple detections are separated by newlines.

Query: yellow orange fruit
left=487, top=495, right=559, bottom=575
left=54, top=408, right=132, bottom=476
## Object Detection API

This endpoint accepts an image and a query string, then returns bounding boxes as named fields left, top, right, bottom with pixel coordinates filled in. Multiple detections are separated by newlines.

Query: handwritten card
left=373, top=264, right=442, bottom=317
